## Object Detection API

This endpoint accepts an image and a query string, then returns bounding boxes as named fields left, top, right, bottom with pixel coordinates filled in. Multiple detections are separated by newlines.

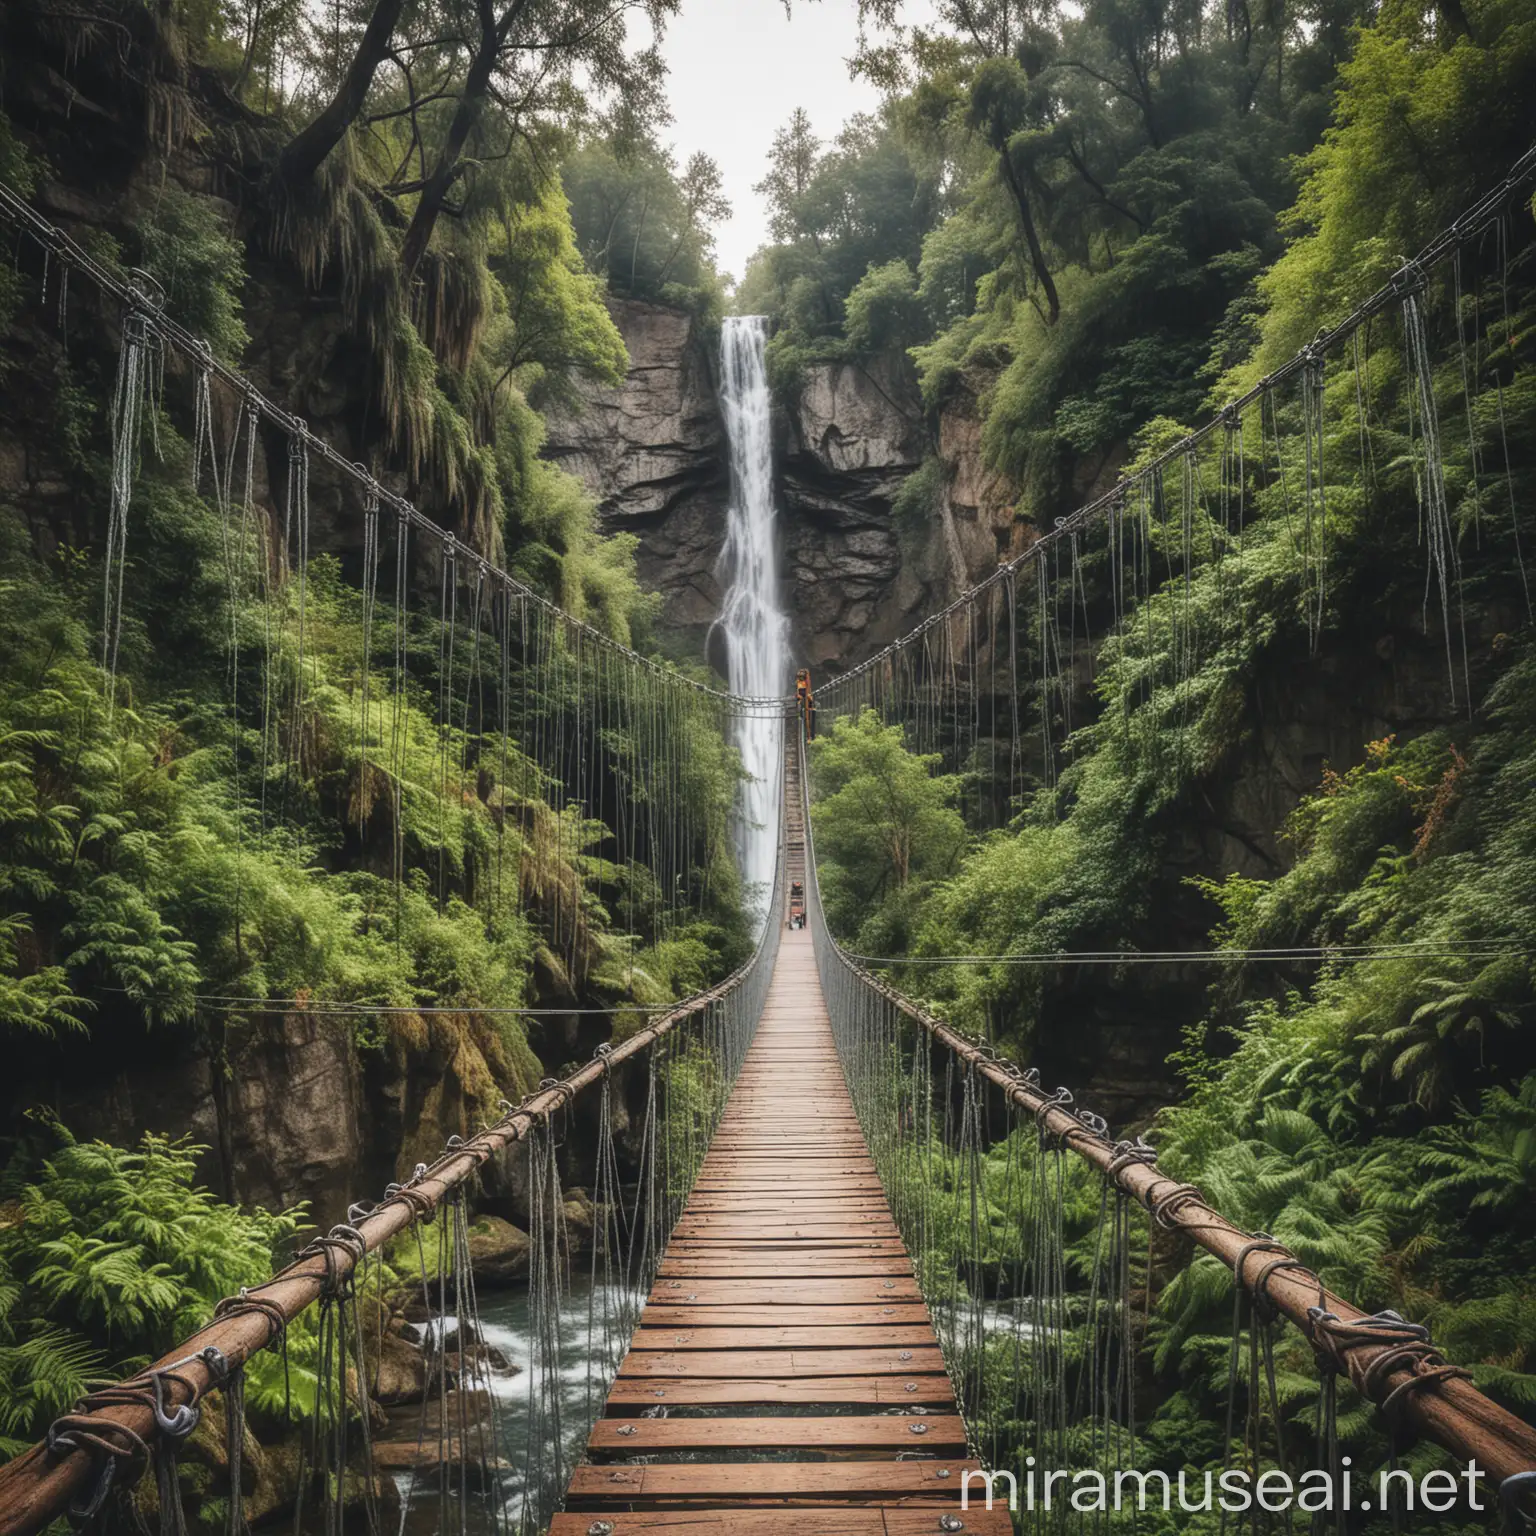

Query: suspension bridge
left=556, top=737, right=999, bottom=1534
left=1, top=146, right=1536, bottom=1536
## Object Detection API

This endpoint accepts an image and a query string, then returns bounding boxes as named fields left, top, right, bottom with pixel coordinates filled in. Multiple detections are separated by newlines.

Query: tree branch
left=278, top=0, right=410, bottom=183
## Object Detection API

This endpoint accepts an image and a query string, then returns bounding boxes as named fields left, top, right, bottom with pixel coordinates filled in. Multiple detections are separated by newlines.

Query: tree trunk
left=278, top=0, right=409, bottom=183
left=400, top=0, right=529, bottom=281
left=998, top=144, right=1060, bottom=325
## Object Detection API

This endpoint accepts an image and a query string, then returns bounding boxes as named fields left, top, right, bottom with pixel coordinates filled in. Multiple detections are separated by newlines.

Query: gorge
left=2, top=3, right=1535, bottom=1524
left=542, top=297, right=1024, bottom=680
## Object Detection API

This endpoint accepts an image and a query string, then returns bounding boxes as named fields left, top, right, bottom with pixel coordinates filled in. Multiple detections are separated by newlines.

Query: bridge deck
left=554, top=932, right=1009, bottom=1535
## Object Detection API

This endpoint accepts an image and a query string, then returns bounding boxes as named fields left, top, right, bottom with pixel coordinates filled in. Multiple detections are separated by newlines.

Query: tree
left=966, top=56, right=1061, bottom=322
left=487, top=174, right=628, bottom=402
left=843, top=258, right=927, bottom=354
left=563, top=139, right=729, bottom=300
left=658, top=152, right=730, bottom=283
left=278, top=0, right=412, bottom=184
left=754, top=107, right=823, bottom=242
left=270, top=0, right=680, bottom=283
left=809, top=709, right=966, bottom=941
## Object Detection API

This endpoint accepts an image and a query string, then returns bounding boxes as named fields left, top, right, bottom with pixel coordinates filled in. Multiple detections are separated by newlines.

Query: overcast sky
left=655, top=0, right=903, bottom=285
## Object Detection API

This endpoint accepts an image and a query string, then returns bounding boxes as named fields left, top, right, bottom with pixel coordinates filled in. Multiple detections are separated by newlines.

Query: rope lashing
left=1249, top=1255, right=1326, bottom=1322
left=381, top=1178, right=438, bottom=1223
left=1106, top=1136, right=1158, bottom=1177
left=296, top=1224, right=370, bottom=1299
left=44, top=1347, right=227, bottom=1530
left=1144, top=1176, right=1210, bottom=1229
left=442, top=1130, right=495, bottom=1171
left=1310, top=1308, right=1475, bottom=1418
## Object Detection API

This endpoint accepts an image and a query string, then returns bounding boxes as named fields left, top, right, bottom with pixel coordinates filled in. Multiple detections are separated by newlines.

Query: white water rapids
left=714, top=315, right=789, bottom=921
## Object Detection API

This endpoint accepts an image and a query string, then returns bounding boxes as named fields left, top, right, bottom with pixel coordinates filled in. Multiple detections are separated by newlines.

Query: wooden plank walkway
left=553, top=930, right=1009, bottom=1536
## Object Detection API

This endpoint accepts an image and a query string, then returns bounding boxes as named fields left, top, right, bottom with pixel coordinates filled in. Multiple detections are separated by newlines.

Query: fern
left=0, top=1129, right=311, bottom=1453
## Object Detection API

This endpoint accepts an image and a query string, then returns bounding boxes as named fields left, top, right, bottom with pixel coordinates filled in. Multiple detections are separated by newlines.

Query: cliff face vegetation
left=798, top=0, right=1536, bottom=1488
left=0, top=0, right=754, bottom=1441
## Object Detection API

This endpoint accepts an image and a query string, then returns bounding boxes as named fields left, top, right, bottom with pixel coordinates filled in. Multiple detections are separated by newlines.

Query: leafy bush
left=0, top=1129, right=306, bottom=1456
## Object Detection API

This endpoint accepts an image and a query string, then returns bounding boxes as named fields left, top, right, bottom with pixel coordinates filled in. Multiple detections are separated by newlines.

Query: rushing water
left=714, top=315, right=789, bottom=919
left=389, top=1277, right=639, bottom=1531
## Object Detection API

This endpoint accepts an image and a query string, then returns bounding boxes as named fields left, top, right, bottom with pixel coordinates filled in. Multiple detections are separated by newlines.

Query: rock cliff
left=541, top=299, right=729, bottom=656
left=543, top=308, right=1026, bottom=679
left=778, top=355, right=935, bottom=670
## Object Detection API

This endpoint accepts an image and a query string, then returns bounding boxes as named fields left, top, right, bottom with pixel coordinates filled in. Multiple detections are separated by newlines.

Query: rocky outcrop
left=466, top=1214, right=533, bottom=1285
left=779, top=361, right=1026, bottom=676
left=542, top=299, right=728, bottom=649
left=29, top=1008, right=532, bottom=1227
left=778, top=356, right=938, bottom=672
left=936, top=387, right=1027, bottom=574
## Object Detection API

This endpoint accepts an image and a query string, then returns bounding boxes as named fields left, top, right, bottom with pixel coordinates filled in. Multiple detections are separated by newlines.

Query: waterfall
left=715, top=315, right=789, bottom=920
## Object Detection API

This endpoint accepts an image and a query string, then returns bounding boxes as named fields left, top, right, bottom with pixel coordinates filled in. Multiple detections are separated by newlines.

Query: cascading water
left=715, top=316, right=789, bottom=921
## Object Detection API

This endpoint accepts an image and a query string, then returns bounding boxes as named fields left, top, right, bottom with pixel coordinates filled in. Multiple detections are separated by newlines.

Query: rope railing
left=0, top=733, right=789, bottom=1536
left=812, top=141, right=1536, bottom=708
left=797, top=726, right=1536, bottom=1522
left=0, top=179, right=788, bottom=717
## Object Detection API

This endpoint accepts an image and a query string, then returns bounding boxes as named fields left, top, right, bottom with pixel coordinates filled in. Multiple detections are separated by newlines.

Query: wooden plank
left=586, top=1416, right=967, bottom=1452
left=655, top=1263, right=913, bottom=1279
left=681, top=1194, right=890, bottom=1206
left=665, top=1239, right=906, bottom=1251
left=640, top=1306, right=932, bottom=1326
left=630, top=1327, right=937, bottom=1349
left=617, top=1348, right=948, bottom=1378
left=568, top=1462, right=985, bottom=1498
left=564, top=927, right=974, bottom=1524
left=604, top=1376, right=954, bottom=1407
left=647, top=1280, right=923, bottom=1305
left=670, top=1228, right=902, bottom=1243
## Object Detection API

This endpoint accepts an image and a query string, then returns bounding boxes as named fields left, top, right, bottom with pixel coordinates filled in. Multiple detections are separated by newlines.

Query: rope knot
left=382, top=1179, right=437, bottom=1222
left=125, top=267, right=166, bottom=312
left=1107, top=1137, right=1157, bottom=1177
left=1308, top=1308, right=1472, bottom=1423
left=298, top=1225, right=368, bottom=1298
left=1145, top=1178, right=1207, bottom=1228
left=539, top=1076, right=578, bottom=1112
left=214, top=1286, right=288, bottom=1345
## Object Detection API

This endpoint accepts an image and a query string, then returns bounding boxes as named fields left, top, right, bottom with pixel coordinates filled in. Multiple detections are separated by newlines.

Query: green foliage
left=486, top=175, right=628, bottom=405
left=739, top=106, right=942, bottom=385
left=844, top=259, right=928, bottom=357
left=135, top=184, right=250, bottom=361
left=0, top=1129, right=306, bottom=1455
left=563, top=138, right=729, bottom=309
left=1239, top=0, right=1536, bottom=377
left=810, top=709, right=967, bottom=950
left=0, top=389, right=740, bottom=1076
